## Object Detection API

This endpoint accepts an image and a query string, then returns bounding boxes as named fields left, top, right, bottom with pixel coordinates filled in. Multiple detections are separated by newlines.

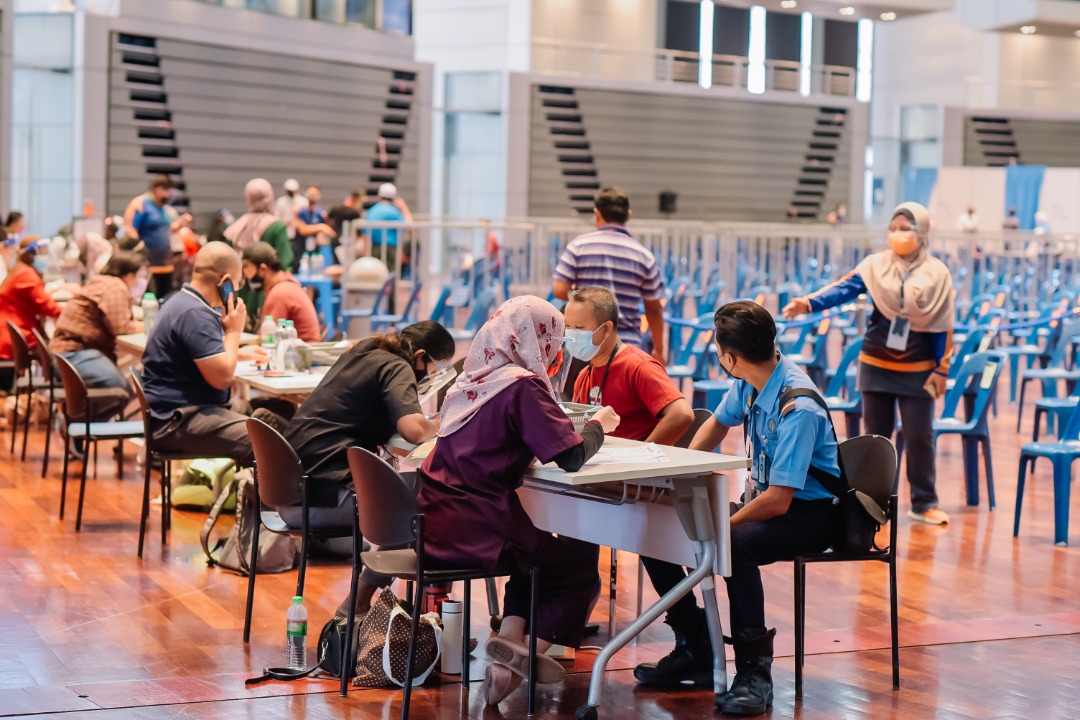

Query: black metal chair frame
left=243, top=417, right=362, bottom=700
left=792, top=435, right=900, bottom=699
left=347, top=446, right=540, bottom=719
left=7, top=321, right=45, bottom=462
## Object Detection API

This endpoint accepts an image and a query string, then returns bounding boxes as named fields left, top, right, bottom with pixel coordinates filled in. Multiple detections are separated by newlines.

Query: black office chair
left=244, top=417, right=362, bottom=699
left=54, top=355, right=143, bottom=532
left=347, top=446, right=540, bottom=719
left=129, top=369, right=235, bottom=558
left=6, top=321, right=47, bottom=460
left=31, top=328, right=129, bottom=479
left=792, top=434, right=900, bottom=698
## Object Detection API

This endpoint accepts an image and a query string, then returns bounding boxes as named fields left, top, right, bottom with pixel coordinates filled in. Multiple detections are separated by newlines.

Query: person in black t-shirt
left=326, top=190, right=363, bottom=250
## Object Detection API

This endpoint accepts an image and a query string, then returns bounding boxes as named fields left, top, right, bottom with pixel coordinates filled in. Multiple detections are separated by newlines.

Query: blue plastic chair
left=786, top=316, right=833, bottom=390
left=823, top=338, right=863, bottom=439
left=1015, top=396, right=1080, bottom=546
left=1016, top=316, right=1080, bottom=432
left=932, top=351, right=1006, bottom=509
left=691, top=348, right=733, bottom=410
left=340, top=273, right=396, bottom=329
left=449, top=288, right=497, bottom=341
left=666, top=316, right=714, bottom=391
left=998, top=302, right=1068, bottom=402
left=371, top=280, right=423, bottom=332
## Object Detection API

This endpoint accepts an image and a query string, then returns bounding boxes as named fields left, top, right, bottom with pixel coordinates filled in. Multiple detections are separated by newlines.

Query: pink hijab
left=439, top=296, right=564, bottom=438
left=223, top=178, right=278, bottom=250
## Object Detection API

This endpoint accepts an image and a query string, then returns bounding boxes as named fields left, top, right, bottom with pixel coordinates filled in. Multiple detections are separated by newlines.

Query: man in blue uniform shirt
left=634, top=300, right=839, bottom=716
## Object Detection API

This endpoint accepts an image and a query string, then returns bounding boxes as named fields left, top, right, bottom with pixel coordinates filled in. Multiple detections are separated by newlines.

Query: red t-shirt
left=263, top=274, right=321, bottom=343
left=572, top=344, right=684, bottom=441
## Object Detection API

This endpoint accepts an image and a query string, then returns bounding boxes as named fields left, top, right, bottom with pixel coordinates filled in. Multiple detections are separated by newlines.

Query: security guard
left=634, top=300, right=840, bottom=716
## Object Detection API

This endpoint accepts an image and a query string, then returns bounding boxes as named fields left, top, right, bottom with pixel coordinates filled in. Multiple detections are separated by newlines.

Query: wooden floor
left=2, top=398, right=1079, bottom=720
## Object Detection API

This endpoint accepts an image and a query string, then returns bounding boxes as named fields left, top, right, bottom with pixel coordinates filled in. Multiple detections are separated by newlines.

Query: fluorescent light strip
left=856, top=17, right=874, bottom=103
left=699, top=0, right=715, bottom=89
left=799, top=11, right=813, bottom=96
left=747, top=5, right=766, bottom=94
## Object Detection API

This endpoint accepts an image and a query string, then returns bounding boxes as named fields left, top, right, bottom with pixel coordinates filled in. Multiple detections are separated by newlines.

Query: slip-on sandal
left=485, top=636, right=566, bottom=685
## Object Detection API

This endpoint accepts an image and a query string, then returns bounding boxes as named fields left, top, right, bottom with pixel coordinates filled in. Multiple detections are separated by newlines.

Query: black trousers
left=862, top=390, right=937, bottom=512
left=642, top=499, right=836, bottom=637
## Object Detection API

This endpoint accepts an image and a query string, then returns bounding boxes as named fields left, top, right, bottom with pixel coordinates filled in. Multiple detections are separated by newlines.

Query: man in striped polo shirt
left=552, top=188, right=667, bottom=362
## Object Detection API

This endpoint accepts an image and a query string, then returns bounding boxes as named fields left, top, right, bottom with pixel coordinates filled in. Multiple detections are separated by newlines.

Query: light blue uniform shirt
left=714, top=354, right=839, bottom=502
left=366, top=201, right=404, bottom=248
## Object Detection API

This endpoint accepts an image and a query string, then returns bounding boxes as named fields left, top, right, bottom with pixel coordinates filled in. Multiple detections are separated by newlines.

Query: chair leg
left=1014, top=456, right=1030, bottom=537
left=20, top=389, right=31, bottom=461
left=1052, top=457, right=1072, bottom=546
left=462, top=580, right=472, bottom=688
left=93, top=440, right=98, bottom=479
left=636, top=557, right=644, bottom=617
left=340, top=516, right=362, bottom=698
left=243, top=497, right=261, bottom=643
left=608, top=547, right=618, bottom=639
left=401, top=577, right=425, bottom=720
left=59, top=433, right=70, bottom=520
left=527, top=566, right=539, bottom=717
left=138, top=451, right=152, bottom=558
left=794, top=558, right=805, bottom=700
left=889, top=554, right=900, bottom=690
left=42, top=397, right=55, bottom=478
left=981, top=436, right=996, bottom=511
left=10, top=383, right=19, bottom=454
left=117, top=440, right=124, bottom=479
left=75, top=440, right=91, bottom=532
left=485, top=577, right=501, bottom=629
left=296, top=531, right=310, bottom=598
left=1033, top=408, right=1044, bottom=443
left=1017, top=379, right=1027, bottom=432
left=161, top=461, right=169, bottom=545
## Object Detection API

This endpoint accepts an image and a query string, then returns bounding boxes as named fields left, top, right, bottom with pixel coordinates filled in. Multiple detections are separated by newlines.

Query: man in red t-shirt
left=241, top=242, right=321, bottom=342
left=565, top=287, right=693, bottom=443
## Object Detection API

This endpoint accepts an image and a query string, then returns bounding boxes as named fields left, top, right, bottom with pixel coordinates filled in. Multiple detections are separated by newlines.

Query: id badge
left=886, top=316, right=910, bottom=351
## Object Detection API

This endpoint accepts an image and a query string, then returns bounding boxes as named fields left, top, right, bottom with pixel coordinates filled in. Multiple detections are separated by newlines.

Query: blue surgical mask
left=565, top=327, right=602, bottom=363
left=32, top=256, right=48, bottom=274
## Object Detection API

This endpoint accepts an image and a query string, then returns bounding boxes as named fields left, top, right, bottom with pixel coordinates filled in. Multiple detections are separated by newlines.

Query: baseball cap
left=283, top=178, right=300, bottom=192
left=378, top=183, right=397, bottom=200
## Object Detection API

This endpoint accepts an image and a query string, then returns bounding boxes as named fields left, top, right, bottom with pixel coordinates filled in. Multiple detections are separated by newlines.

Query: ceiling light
left=1020, top=25, right=1037, bottom=34
left=880, top=12, right=896, bottom=21
left=839, top=6, right=855, bottom=16
left=780, top=0, right=797, bottom=8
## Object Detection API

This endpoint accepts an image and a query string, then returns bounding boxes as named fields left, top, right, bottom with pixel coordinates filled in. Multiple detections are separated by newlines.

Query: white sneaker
left=908, top=509, right=950, bottom=525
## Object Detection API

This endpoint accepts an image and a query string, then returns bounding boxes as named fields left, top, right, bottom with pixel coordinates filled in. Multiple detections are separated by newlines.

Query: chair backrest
left=949, top=324, right=998, bottom=380
left=6, top=321, right=33, bottom=375
left=838, top=434, right=898, bottom=517
left=465, top=289, right=497, bottom=331
left=824, top=338, right=863, bottom=398
left=941, top=350, right=1006, bottom=424
left=347, top=446, right=419, bottom=547
left=429, top=285, right=453, bottom=324
left=676, top=408, right=713, bottom=449
left=54, top=354, right=90, bottom=422
left=371, top=273, right=397, bottom=315
left=400, top=279, right=423, bottom=322
left=245, top=417, right=306, bottom=508
left=129, top=368, right=155, bottom=450
left=1046, top=315, right=1080, bottom=366
left=29, top=328, right=55, bottom=384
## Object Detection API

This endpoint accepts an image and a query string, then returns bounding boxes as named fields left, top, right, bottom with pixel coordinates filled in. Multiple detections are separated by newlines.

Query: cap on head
left=378, top=183, right=397, bottom=200
left=283, top=178, right=300, bottom=192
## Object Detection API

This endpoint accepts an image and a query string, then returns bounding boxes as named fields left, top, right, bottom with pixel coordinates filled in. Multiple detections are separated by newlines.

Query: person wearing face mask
left=123, top=175, right=193, bottom=299
left=416, top=296, right=620, bottom=706
left=0, top=236, right=63, bottom=381
left=141, top=242, right=273, bottom=467
left=283, top=320, right=454, bottom=614
left=783, top=201, right=954, bottom=526
left=50, top=251, right=147, bottom=416
left=240, top=242, right=319, bottom=342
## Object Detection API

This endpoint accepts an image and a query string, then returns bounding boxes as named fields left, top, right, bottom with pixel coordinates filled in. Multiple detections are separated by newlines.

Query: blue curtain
left=1005, top=165, right=1046, bottom=231
left=900, top=166, right=938, bottom=207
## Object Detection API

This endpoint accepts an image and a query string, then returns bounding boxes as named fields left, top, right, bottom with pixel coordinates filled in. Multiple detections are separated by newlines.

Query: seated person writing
left=634, top=301, right=840, bottom=717
left=417, top=296, right=620, bottom=706
left=284, top=320, right=453, bottom=613
left=141, top=242, right=271, bottom=466
left=241, top=242, right=321, bottom=342
left=50, top=251, right=147, bottom=419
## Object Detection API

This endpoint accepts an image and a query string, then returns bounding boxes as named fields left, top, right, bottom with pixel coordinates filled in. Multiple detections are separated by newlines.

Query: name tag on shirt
left=886, top=316, right=910, bottom=351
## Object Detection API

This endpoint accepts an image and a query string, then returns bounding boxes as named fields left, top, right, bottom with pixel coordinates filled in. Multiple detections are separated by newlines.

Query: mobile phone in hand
left=219, top=278, right=236, bottom=311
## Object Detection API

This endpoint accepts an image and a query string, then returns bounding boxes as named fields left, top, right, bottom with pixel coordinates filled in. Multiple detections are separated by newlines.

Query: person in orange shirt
left=241, top=242, right=321, bottom=343
left=0, top=236, right=62, bottom=385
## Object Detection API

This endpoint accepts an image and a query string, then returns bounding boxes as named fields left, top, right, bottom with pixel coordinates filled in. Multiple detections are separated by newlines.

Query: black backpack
left=775, top=387, right=887, bottom=553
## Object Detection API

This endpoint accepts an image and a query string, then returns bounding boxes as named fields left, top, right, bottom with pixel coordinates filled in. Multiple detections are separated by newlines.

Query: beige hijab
left=223, top=178, right=278, bottom=250
left=856, top=202, right=954, bottom=333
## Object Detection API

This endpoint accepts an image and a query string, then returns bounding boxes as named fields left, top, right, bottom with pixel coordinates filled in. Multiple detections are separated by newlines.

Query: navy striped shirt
left=554, top=225, right=664, bottom=347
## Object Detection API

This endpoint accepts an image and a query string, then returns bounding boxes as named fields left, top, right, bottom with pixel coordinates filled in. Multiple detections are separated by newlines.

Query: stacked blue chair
left=1015, top=398, right=1080, bottom=546
left=932, top=351, right=1006, bottom=509
left=1016, top=315, right=1080, bottom=433
left=822, top=338, right=863, bottom=439
left=448, top=288, right=498, bottom=341
left=371, top=280, right=423, bottom=332
left=786, top=316, right=834, bottom=390
left=666, top=316, right=714, bottom=392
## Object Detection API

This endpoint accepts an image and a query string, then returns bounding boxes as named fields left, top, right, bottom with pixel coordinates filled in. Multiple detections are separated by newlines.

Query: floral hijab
left=438, top=296, right=564, bottom=437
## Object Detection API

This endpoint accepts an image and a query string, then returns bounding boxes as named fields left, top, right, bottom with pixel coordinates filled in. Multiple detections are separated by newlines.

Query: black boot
left=633, top=612, right=713, bottom=689
left=716, top=627, right=775, bottom=716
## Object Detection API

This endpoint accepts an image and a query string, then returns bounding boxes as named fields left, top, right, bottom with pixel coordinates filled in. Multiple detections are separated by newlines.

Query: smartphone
left=219, top=278, right=236, bottom=311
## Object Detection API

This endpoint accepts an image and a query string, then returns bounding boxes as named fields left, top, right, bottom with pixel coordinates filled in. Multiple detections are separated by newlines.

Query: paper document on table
left=587, top=443, right=670, bottom=466
left=407, top=440, right=437, bottom=462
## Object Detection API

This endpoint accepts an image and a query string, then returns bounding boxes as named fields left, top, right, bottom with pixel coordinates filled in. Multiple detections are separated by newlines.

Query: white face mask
left=564, top=327, right=603, bottom=363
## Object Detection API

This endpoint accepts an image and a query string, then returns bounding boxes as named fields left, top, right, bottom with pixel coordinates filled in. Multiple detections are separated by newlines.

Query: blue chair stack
left=1015, top=396, right=1080, bottom=546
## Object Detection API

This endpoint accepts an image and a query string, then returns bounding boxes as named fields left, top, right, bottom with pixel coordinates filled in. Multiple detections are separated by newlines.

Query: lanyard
left=587, top=343, right=621, bottom=405
left=898, top=270, right=914, bottom=313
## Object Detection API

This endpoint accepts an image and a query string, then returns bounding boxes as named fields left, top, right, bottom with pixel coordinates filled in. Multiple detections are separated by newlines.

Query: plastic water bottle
left=311, top=251, right=325, bottom=276
left=440, top=600, right=463, bottom=675
left=260, top=315, right=277, bottom=355
left=274, top=320, right=288, bottom=372
left=141, top=293, right=159, bottom=335
left=298, top=254, right=310, bottom=277
left=283, top=321, right=299, bottom=371
left=285, top=596, right=308, bottom=669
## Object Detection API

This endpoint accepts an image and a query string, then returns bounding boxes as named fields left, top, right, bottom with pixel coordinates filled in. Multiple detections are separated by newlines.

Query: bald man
left=141, top=241, right=270, bottom=465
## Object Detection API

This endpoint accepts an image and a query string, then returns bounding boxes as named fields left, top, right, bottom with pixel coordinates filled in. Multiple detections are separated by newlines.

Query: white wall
left=1039, top=168, right=1080, bottom=234
left=414, top=0, right=531, bottom=75
left=531, top=0, right=657, bottom=82
left=996, top=33, right=1080, bottom=115
left=928, top=166, right=1006, bottom=233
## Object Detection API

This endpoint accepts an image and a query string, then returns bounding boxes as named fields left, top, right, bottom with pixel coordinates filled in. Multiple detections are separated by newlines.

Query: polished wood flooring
left=2, top=397, right=1079, bottom=719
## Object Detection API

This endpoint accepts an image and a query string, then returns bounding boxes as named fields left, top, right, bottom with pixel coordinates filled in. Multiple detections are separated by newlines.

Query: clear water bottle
left=259, top=314, right=277, bottom=355
left=285, top=596, right=308, bottom=669
left=283, top=321, right=299, bottom=372
left=311, top=251, right=325, bottom=276
left=274, top=320, right=288, bottom=372
left=141, top=292, right=159, bottom=336
left=299, top=254, right=310, bottom=277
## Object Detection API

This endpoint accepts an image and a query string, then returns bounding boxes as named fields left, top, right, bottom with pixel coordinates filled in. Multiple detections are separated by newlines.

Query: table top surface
left=234, top=364, right=328, bottom=395
left=116, top=331, right=259, bottom=353
left=387, top=435, right=748, bottom=487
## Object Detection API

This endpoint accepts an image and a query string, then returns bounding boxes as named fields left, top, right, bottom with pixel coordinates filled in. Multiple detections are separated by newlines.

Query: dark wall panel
left=664, top=0, right=700, bottom=53
left=713, top=6, right=749, bottom=57
left=766, top=11, right=801, bottom=62
left=823, top=18, right=858, bottom=68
